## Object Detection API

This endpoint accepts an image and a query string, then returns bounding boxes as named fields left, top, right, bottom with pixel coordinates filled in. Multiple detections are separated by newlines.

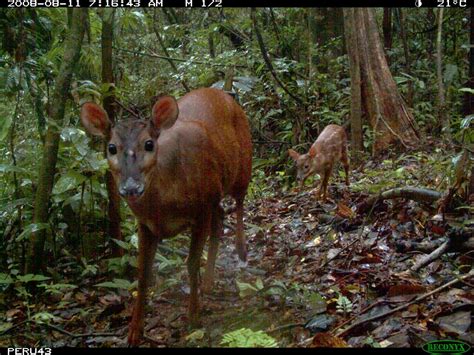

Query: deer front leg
left=128, top=224, right=158, bottom=346
left=188, top=210, right=211, bottom=327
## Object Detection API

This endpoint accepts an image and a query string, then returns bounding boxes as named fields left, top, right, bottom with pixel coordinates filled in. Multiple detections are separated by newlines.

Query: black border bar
left=1, top=0, right=472, bottom=8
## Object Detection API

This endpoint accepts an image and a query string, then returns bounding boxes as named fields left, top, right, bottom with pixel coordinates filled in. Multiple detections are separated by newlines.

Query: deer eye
left=144, top=140, right=154, bottom=152
left=108, top=144, right=117, bottom=155
left=304, top=164, right=309, bottom=169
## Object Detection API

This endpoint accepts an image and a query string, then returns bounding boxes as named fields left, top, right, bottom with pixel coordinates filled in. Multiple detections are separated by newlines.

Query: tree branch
left=251, top=8, right=305, bottom=106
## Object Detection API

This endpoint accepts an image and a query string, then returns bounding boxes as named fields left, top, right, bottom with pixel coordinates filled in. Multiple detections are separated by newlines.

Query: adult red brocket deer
left=80, top=88, right=252, bottom=345
left=288, top=124, right=349, bottom=201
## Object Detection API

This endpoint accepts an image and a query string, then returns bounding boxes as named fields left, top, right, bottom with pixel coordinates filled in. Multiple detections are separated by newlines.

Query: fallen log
left=357, top=186, right=442, bottom=214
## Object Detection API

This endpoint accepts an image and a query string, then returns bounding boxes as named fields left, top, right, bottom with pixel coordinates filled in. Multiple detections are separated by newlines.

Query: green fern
left=220, top=328, right=278, bottom=348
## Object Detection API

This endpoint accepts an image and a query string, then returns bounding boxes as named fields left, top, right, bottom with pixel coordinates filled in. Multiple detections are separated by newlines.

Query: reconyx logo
left=422, top=340, right=471, bottom=355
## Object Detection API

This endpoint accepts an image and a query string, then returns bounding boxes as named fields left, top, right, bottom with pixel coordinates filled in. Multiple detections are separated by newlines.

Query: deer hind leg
left=321, top=164, right=333, bottom=201
left=128, top=224, right=158, bottom=346
left=202, top=203, right=223, bottom=294
left=235, top=197, right=247, bottom=262
left=341, top=145, right=350, bottom=187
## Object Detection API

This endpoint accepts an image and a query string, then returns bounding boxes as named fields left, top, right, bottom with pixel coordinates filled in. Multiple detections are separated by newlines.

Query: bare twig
left=113, top=98, right=142, bottom=119
left=410, top=240, right=450, bottom=272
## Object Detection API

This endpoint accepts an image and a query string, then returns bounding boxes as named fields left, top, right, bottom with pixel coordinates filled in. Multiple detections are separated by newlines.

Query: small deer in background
left=288, top=124, right=350, bottom=201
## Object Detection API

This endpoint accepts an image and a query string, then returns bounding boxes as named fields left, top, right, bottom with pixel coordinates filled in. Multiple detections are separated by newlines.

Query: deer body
left=81, top=88, right=252, bottom=345
left=289, top=124, right=349, bottom=200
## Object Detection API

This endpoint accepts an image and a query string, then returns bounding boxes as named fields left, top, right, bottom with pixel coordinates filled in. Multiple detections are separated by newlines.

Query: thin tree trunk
left=208, top=32, right=215, bottom=58
left=463, top=7, right=474, bottom=117
left=436, top=8, right=450, bottom=139
left=251, top=8, right=304, bottom=106
left=343, top=8, right=363, bottom=163
left=101, top=9, right=123, bottom=257
left=152, top=10, right=190, bottom=92
left=26, top=9, right=87, bottom=273
left=383, top=8, right=392, bottom=65
left=398, top=8, right=414, bottom=108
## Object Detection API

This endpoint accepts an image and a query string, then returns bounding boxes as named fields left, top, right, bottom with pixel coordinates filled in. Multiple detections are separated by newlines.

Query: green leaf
left=393, top=76, right=409, bottom=85
left=17, top=274, right=51, bottom=283
left=185, top=329, right=205, bottom=342
left=0, top=273, right=14, bottom=285
left=95, top=278, right=135, bottom=290
left=459, top=88, right=474, bottom=95
left=461, top=115, right=474, bottom=129
left=32, top=311, right=57, bottom=324
left=112, top=239, right=133, bottom=251
left=221, top=328, right=278, bottom=348
left=444, top=64, right=458, bottom=84
left=0, top=322, right=13, bottom=333
left=16, top=223, right=50, bottom=242
left=0, top=164, right=30, bottom=175
left=236, top=281, right=259, bottom=298
left=53, top=171, right=87, bottom=195
left=0, top=115, right=12, bottom=141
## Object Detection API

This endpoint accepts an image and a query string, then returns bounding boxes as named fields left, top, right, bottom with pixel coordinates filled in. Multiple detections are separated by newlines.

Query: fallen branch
left=410, top=228, right=474, bottom=272
left=44, top=323, right=116, bottom=338
left=357, top=186, right=442, bottom=214
left=410, top=240, right=450, bottom=272
left=395, top=238, right=446, bottom=254
left=334, top=270, right=474, bottom=337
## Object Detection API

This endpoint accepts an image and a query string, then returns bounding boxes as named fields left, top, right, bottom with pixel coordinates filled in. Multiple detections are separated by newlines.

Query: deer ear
left=80, top=102, right=111, bottom=137
left=309, top=145, right=317, bottom=158
left=151, top=96, right=179, bottom=131
left=288, top=149, right=300, bottom=161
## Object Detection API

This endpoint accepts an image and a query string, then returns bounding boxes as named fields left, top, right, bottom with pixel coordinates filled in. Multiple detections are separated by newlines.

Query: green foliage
left=95, top=278, right=136, bottom=290
left=236, top=278, right=264, bottom=298
left=220, top=328, right=278, bottom=348
left=335, top=294, right=353, bottom=315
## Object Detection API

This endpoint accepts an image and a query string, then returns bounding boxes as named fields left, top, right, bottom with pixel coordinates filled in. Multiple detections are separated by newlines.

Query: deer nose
left=119, top=177, right=144, bottom=198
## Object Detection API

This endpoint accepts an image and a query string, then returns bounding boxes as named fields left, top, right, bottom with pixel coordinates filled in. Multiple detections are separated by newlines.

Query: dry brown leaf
left=309, top=332, right=348, bottom=348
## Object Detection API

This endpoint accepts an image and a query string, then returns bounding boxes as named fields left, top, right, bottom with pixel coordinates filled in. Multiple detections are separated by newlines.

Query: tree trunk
left=101, top=9, right=123, bottom=258
left=398, top=8, right=414, bottom=108
left=347, top=8, right=419, bottom=153
left=208, top=32, right=215, bottom=58
left=436, top=8, right=451, bottom=139
left=26, top=9, right=87, bottom=273
left=463, top=7, right=474, bottom=117
left=383, top=8, right=392, bottom=65
left=343, top=8, right=363, bottom=164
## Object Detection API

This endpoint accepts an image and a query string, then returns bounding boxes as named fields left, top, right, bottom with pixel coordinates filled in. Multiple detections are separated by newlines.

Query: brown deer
left=80, top=88, right=252, bottom=345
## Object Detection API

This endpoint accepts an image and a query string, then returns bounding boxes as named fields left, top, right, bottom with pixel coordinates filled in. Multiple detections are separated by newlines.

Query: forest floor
left=1, top=147, right=473, bottom=348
